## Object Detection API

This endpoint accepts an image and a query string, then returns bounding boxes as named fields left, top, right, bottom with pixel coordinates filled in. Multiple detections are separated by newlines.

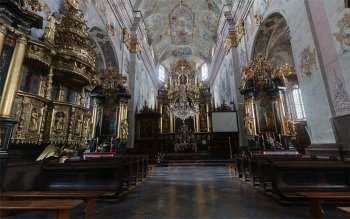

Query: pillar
left=0, top=25, right=7, bottom=55
left=0, top=36, right=27, bottom=117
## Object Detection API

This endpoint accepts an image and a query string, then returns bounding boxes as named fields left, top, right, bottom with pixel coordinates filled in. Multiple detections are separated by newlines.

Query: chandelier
left=168, top=88, right=198, bottom=121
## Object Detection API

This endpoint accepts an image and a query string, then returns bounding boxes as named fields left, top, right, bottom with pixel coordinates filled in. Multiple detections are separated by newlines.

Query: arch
left=89, top=26, right=119, bottom=70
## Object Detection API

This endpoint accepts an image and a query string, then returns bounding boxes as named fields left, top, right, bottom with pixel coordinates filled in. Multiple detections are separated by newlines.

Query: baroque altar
left=240, top=54, right=296, bottom=150
left=157, top=59, right=212, bottom=152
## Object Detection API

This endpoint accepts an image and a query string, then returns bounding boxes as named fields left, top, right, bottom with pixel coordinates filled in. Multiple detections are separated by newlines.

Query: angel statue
left=36, top=144, right=76, bottom=164
left=66, top=0, right=80, bottom=9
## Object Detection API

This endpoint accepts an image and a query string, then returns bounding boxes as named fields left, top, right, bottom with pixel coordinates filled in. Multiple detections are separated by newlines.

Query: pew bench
left=1, top=190, right=109, bottom=219
left=338, top=207, right=350, bottom=214
left=297, top=191, right=350, bottom=219
left=0, top=199, right=83, bottom=219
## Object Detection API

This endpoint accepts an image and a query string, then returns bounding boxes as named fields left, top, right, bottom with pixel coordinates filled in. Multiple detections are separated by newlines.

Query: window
left=201, top=63, right=208, bottom=80
left=288, top=83, right=306, bottom=120
left=345, top=0, right=349, bottom=8
left=159, top=65, right=165, bottom=82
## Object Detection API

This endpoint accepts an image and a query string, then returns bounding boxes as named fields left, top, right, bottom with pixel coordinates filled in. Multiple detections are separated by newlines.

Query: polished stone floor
left=4, top=166, right=348, bottom=219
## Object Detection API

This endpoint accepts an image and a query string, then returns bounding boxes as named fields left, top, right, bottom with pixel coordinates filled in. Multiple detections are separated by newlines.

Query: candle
left=96, top=137, right=99, bottom=146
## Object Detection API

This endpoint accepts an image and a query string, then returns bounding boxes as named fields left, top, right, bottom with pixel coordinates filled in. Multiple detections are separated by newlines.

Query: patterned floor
left=4, top=166, right=349, bottom=219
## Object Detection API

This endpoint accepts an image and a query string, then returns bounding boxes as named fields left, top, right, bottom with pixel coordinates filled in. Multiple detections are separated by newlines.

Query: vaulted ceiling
left=132, top=0, right=228, bottom=70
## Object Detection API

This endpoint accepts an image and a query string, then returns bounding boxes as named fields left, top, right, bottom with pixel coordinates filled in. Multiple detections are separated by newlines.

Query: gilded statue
left=54, top=112, right=65, bottom=134
left=244, top=117, right=254, bottom=136
left=120, top=119, right=128, bottom=139
left=284, top=115, right=296, bottom=135
left=29, top=108, right=40, bottom=132
left=42, top=12, right=60, bottom=44
left=75, top=115, right=83, bottom=135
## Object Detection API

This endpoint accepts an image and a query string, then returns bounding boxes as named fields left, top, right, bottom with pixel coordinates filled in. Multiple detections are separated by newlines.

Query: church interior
left=0, top=0, right=349, bottom=218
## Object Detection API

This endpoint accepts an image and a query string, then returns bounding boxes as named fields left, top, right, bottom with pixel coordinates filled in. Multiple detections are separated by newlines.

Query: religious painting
left=19, top=66, right=41, bottom=95
left=272, top=100, right=282, bottom=133
left=256, top=96, right=275, bottom=133
left=169, top=4, right=194, bottom=45
left=101, top=105, right=117, bottom=136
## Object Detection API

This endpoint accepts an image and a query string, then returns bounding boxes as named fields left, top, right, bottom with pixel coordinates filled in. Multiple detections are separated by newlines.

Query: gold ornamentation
left=275, top=63, right=294, bottom=85
left=122, top=28, right=131, bottom=44
left=120, top=119, right=128, bottom=139
left=27, top=0, right=42, bottom=11
left=241, top=54, right=277, bottom=89
left=224, top=32, right=238, bottom=54
left=334, top=13, right=350, bottom=52
left=284, top=115, right=296, bottom=135
left=299, top=47, right=316, bottom=75
left=100, top=64, right=127, bottom=98
left=122, top=28, right=141, bottom=54
left=0, top=25, right=7, bottom=35
left=11, top=93, right=47, bottom=144
left=254, top=15, right=262, bottom=26
left=236, top=19, right=245, bottom=43
left=42, top=14, right=60, bottom=44
left=129, top=38, right=141, bottom=54
left=26, top=40, right=53, bottom=66
left=66, top=0, right=80, bottom=10
left=54, top=0, right=97, bottom=84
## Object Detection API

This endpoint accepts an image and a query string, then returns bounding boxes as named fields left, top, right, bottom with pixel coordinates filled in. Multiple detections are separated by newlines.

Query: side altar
left=240, top=54, right=297, bottom=151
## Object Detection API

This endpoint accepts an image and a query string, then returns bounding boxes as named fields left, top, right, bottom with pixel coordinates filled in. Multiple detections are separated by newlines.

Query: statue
left=285, top=115, right=296, bottom=135
left=244, top=117, right=254, bottom=136
left=29, top=108, right=39, bottom=132
left=42, top=12, right=60, bottom=44
left=54, top=112, right=65, bottom=134
left=75, top=115, right=83, bottom=135
left=120, top=119, right=128, bottom=139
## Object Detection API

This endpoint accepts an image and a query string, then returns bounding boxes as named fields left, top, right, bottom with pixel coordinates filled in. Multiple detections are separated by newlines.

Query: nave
left=4, top=166, right=348, bottom=219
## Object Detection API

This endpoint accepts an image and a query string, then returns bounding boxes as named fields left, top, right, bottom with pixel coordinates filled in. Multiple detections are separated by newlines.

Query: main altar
left=157, top=59, right=212, bottom=153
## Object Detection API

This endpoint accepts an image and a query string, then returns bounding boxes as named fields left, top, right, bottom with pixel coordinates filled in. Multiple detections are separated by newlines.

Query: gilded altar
left=157, top=59, right=212, bottom=152
left=1, top=0, right=96, bottom=148
left=240, top=54, right=296, bottom=149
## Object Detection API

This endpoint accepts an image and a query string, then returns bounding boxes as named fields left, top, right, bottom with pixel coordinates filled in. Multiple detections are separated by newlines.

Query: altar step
left=161, top=152, right=234, bottom=166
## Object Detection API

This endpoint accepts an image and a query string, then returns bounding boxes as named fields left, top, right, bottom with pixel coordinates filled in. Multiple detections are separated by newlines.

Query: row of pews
left=232, top=154, right=350, bottom=219
left=0, top=155, right=151, bottom=219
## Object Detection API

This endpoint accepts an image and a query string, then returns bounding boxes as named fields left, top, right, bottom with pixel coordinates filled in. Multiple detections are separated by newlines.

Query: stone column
left=0, top=36, right=27, bottom=117
left=230, top=46, right=247, bottom=147
left=127, top=51, right=137, bottom=148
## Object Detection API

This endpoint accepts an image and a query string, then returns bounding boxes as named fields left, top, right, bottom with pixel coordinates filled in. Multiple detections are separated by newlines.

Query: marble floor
left=4, top=166, right=349, bottom=219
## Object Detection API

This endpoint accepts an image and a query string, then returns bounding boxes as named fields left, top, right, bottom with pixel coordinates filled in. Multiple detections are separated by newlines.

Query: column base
left=305, top=143, right=349, bottom=161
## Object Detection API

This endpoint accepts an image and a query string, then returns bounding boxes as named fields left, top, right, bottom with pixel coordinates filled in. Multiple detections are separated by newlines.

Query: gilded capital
left=129, top=38, right=141, bottom=55
left=0, top=25, right=7, bottom=35
left=16, top=36, right=28, bottom=45
left=224, top=31, right=238, bottom=53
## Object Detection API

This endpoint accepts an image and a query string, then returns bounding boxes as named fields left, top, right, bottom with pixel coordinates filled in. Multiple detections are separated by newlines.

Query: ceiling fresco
left=133, top=0, right=226, bottom=69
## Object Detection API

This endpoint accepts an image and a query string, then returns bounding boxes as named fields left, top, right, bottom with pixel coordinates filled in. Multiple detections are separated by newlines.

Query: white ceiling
left=132, top=0, right=228, bottom=70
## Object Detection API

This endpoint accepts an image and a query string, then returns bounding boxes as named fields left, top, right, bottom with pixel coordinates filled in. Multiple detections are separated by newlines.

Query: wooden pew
left=297, top=191, right=350, bottom=219
left=1, top=190, right=109, bottom=219
left=38, top=158, right=127, bottom=196
left=268, top=159, right=350, bottom=202
left=0, top=199, right=83, bottom=219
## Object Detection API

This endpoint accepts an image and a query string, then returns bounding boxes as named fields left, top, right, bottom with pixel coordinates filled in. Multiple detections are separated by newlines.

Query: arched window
left=201, top=63, right=208, bottom=80
left=159, top=65, right=165, bottom=82
left=287, top=82, right=306, bottom=120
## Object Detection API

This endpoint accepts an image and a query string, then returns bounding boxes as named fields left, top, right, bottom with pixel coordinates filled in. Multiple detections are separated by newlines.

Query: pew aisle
left=2, top=166, right=348, bottom=219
